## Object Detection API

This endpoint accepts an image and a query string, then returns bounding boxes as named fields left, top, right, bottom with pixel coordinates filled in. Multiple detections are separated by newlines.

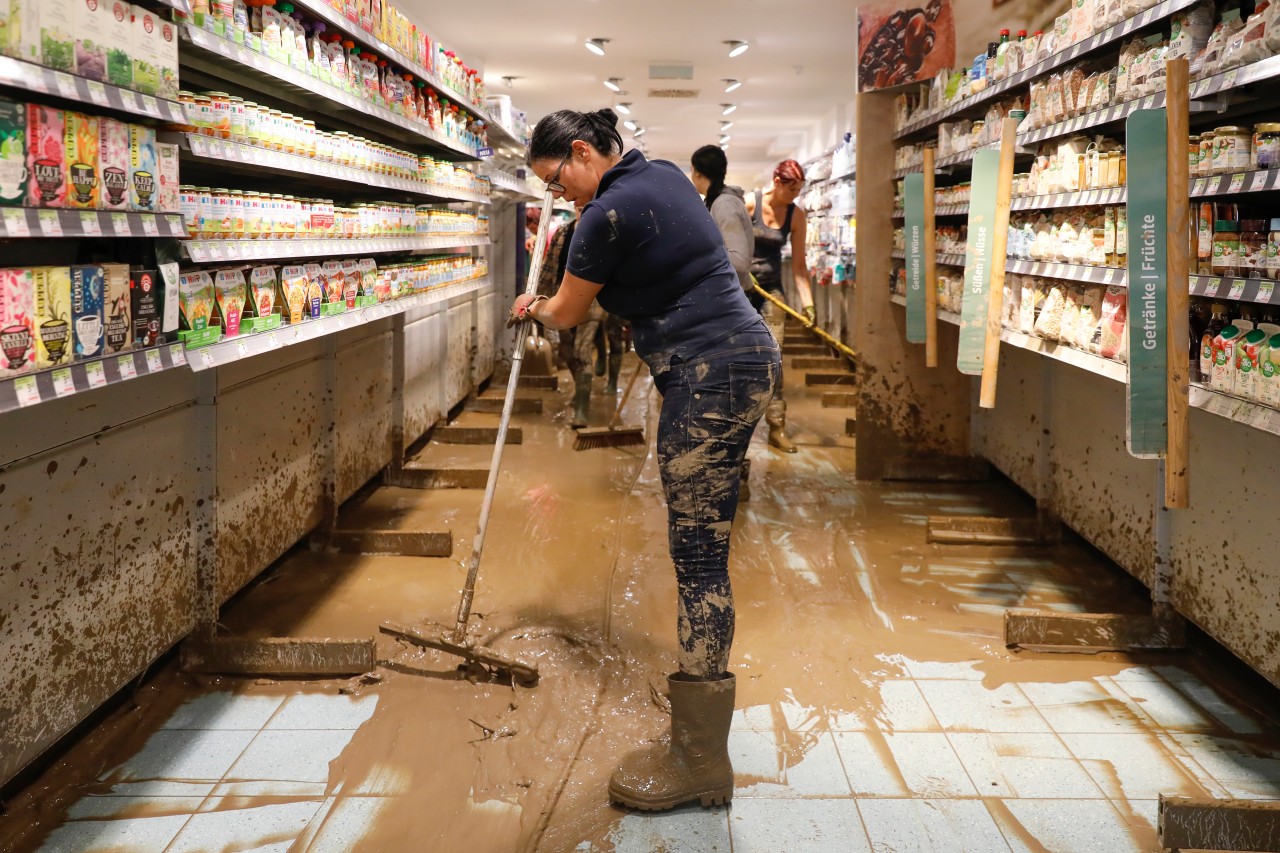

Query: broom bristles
left=573, top=427, right=646, bottom=451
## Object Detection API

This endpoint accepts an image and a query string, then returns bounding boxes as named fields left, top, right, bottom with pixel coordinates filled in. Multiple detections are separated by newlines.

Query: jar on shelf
left=1189, top=135, right=1200, bottom=176
left=244, top=192, right=262, bottom=239
left=1213, top=220, right=1241, bottom=276
left=1214, top=126, right=1250, bottom=174
left=1254, top=123, right=1280, bottom=171
left=269, top=194, right=285, bottom=239
left=1242, top=220, right=1268, bottom=273
left=228, top=190, right=246, bottom=238
left=212, top=188, right=232, bottom=239
left=192, top=95, right=214, bottom=137
left=179, top=185, right=199, bottom=233
left=174, top=92, right=198, bottom=134
left=1200, top=132, right=1216, bottom=175
left=228, top=96, right=247, bottom=143
left=207, top=92, right=231, bottom=139
left=196, top=187, right=213, bottom=238
left=302, top=120, right=317, bottom=158
left=267, top=110, right=285, bottom=151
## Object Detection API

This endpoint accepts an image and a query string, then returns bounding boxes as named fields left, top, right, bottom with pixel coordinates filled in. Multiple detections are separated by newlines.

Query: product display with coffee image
left=858, top=0, right=954, bottom=91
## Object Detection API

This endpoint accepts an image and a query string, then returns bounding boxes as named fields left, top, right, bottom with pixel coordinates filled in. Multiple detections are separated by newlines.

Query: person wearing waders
left=510, top=108, right=778, bottom=811
left=745, top=159, right=817, bottom=453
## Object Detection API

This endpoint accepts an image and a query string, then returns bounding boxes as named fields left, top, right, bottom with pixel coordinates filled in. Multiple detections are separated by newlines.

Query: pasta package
left=1099, top=285, right=1128, bottom=360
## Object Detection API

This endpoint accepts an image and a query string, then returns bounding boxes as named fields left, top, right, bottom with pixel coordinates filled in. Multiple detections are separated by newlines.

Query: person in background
left=511, top=108, right=779, bottom=812
left=746, top=159, right=816, bottom=453
left=525, top=206, right=541, bottom=256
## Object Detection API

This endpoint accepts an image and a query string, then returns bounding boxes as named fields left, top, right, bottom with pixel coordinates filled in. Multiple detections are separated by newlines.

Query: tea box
left=279, top=265, right=307, bottom=323
left=248, top=266, right=276, bottom=317
left=128, top=123, right=156, bottom=211
left=103, top=0, right=132, bottom=88
left=0, top=266, right=34, bottom=377
left=33, top=266, right=71, bottom=367
left=70, top=264, right=104, bottom=359
left=98, top=117, right=129, bottom=210
left=40, top=0, right=76, bottom=73
left=155, top=15, right=177, bottom=100
left=74, top=0, right=110, bottom=82
left=0, top=96, right=26, bottom=206
left=156, top=141, right=177, bottom=212
left=129, top=5, right=157, bottom=95
left=178, top=270, right=213, bottom=330
left=102, top=262, right=130, bottom=354
left=26, top=103, right=65, bottom=208
left=213, top=268, right=245, bottom=336
left=4, top=0, right=40, bottom=64
left=64, top=111, right=100, bottom=210
left=129, top=266, right=162, bottom=346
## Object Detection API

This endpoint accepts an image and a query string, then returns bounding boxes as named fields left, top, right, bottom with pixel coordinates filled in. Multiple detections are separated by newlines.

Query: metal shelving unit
left=0, top=209, right=185, bottom=239
left=0, top=343, right=188, bottom=415
left=182, top=235, right=489, bottom=263
left=0, top=55, right=185, bottom=124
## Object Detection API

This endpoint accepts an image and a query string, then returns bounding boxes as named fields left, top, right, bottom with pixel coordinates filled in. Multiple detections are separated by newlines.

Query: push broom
left=380, top=185, right=561, bottom=686
left=573, top=359, right=647, bottom=450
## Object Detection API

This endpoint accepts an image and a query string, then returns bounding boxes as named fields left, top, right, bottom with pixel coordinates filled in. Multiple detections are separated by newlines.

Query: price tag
left=85, top=360, right=106, bottom=387
left=169, top=344, right=186, bottom=365
left=1251, top=171, right=1270, bottom=192
left=141, top=217, right=159, bottom=237
left=1104, top=267, right=1117, bottom=284
left=209, top=139, right=224, bottom=159
left=209, top=243, right=225, bottom=261
left=1206, top=276, right=1222, bottom=296
left=3, top=209, right=30, bottom=237
left=1223, top=69, right=1239, bottom=90
left=53, top=73, right=79, bottom=100
left=1259, top=281, right=1275, bottom=302
left=109, top=212, right=130, bottom=236
left=13, top=375, right=40, bottom=407
left=86, top=80, right=109, bottom=107
left=51, top=367, right=75, bottom=396
left=1193, top=177, right=1207, bottom=195
left=79, top=212, right=102, bottom=236
left=1229, top=279, right=1247, bottom=300
left=1229, top=173, right=1246, bottom=193
left=140, top=95, right=159, bottom=116
left=267, top=332, right=279, bottom=348
left=201, top=349, right=214, bottom=367
left=38, top=209, right=63, bottom=237
left=145, top=349, right=163, bottom=372
left=252, top=54, right=268, bottom=71
left=235, top=340, right=248, bottom=358
left=117, top=354, right=137, bottom=379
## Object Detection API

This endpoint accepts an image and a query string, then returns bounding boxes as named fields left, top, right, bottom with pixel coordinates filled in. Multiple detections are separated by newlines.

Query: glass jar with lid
left=302, top=120, right=317, bottom=158
left=1200, top=132, right=1216, bottom=175
left=228, top=96, right=247, bottom=143
left=228, top=190, right=246, bottom=238
left=192, top=95, right=214, bottom=137
left=1242, top=219, right=1268, bottom=273
left=269, top=194, right=285, bottom=239
left=174, top=92, right=198, bottom=134
left=212, top=188, right=232, bottom=239
left=1214, top=126, right=1251, bottom=174
left=1254, top=123, right=1280, bottom=171
left=1213, top=220, right=1241, bottom=276
left=207, top=92, right=231, bottom=139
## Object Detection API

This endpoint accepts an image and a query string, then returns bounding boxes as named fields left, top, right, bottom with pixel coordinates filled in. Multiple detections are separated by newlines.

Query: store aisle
left=3, top=337, right=1280, bottom=853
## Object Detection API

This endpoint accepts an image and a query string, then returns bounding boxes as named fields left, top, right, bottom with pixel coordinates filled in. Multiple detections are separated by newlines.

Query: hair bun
left=589, top=108, right=618, bottom=127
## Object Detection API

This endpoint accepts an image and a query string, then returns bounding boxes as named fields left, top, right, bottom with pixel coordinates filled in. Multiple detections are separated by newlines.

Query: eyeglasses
left=547, top=156, right=570, bottom=193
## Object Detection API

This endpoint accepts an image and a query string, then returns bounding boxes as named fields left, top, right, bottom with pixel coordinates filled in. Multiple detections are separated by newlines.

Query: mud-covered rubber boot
left=594, top=344, right=607, bottom=377
left=606, top=353, right=623, bottom=394
left=609, top=673, right=736, bottom=811
left=570, top=370, right=592, bottom=429
left=766, top=400, right=798, bottom=453
left=738, top=458, right=751, bottom=503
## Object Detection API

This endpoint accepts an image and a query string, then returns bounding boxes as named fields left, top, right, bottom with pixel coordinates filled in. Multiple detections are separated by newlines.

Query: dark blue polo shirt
left=566, top=149, right=763, bottom=375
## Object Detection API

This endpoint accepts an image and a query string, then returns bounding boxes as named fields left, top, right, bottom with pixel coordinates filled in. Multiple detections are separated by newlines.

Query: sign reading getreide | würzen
left=957, top=148, right=1000, bottom=375
left=1126, top=109, right=1168, bottom=459
left=904, top=172, right=926, bottom=343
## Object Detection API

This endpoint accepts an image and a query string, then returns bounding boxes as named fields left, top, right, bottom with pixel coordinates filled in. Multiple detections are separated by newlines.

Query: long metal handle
left=752, top=284, right=858, bottom=360
left=454, top=187, right=557, bottom=640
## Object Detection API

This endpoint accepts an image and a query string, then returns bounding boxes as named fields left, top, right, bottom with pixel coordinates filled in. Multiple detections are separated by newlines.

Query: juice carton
left=40, top=0, right=77, bottom=72
left=129, top=5, right=158, bottom=95
left=1236, top=329, right=1269, bottom=402
left=339, top=259, right=358, bottom=306
left=178, top=270, right=214, bottom=330
left=75, top=0, right=109, bottom=82
left=70, top=264, right=104, bottom=359
left=129, top=266, right=162, bottom=346
left=0, top=267, right=35, bottom=376
left=63, top=111, right=100, bottom=210
left=128, top=123, right=156, bottom=211
left=248, top=266, right=276, bottom=317
left=26, top=104, right=65, bottom=208
left=1211, top=325, right=1243, bottom=393
left=0, top=96, right=26, bottom=206
left=213, top=268, right=245, bottom=336
left=103, top=0, right=132, bottom=88
left=98, top=117, right=129, bottom=210
left=33, top=266, right=71, bottom=367
left=102, top=262, right=130, bottom=354
left=155, top=15, right=177, bottom=99
left=1262, top=335, right=1280, bottom=410
left=155, top=141, right=178, bottom=212
left=279, top=265, right=307, bottom=323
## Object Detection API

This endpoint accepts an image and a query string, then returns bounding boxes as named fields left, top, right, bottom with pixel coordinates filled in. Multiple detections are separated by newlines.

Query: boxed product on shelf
left=70, top=264, right=104, bottom=359
left=155, top=14, right=177, bottom=99
left=40, top=0, right=76, bottom=73
left=0, top=97, right=26, bottom=207
left=278, top=265, right=308, bottom=324
left=0, top=267, right=35, bottom=377
left=64, top=111, right=100, bottom=210
left=248, top=266, right=277, bottom=318
left=27, top=104, right=65, bottom=208
left=156, top=141, right=178, bottom=213
left=128, top=123, right=155, bottom=211
left=213, top=268, right=245, bottom=336
left=75, top=0, right=111, bottom=82
left=34, top=266, right=71, bottom=367
left=104, top=0, right=134, bottom=89
left=98, top=117, right=130, bottom=210
left=129, top=4, right=158, bottom=96
left=102, top=262, right=130, bottom=355
left=129, top=266, right=163, bottom=346
left=178, top=270, right=214, bottom=330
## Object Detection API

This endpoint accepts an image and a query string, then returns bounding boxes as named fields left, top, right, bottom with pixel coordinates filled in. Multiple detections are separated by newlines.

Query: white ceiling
left=406, top=0, right=1041, bottom=186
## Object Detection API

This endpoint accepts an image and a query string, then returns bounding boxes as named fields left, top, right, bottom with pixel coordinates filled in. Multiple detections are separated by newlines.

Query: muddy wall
left=0, top=283, right=497, bottom=787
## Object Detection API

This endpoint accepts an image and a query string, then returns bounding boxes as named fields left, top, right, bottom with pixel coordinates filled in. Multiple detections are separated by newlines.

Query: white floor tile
left=997, top=798, right=1154, bottom=852
left=1169, top=733, right=1280, bottom=799
left=1020, top=680, right=1147, bottom=734
left=730, top=798, right=871, bottom=852
left=1110, top=680, right=1217, bottom=733
left=917, top=680, right=1051, bottom=733
left=732, top=694, right=823, bottom=733
left=265, top=694, right=380, bottom=730
left=1167, top=681, right=1269, bottom=735
left=166, top=797, right=324, bottom=852
left=105, top=729, right=257, bottom=788
left=220, top=729, right=361, bottom=797
left=36, top=812, right=192, bottom=852
left=65, top=796, right=204, bottom=821
left=947, top=733, right=1103, bottom=798
left=305, top=796, right=392, bottom=852
left=601, top=804, right=731, bottom=852
left=161, top=693, right=286, bottom=730
left=89, top=780, right=217, bottom=798
left=731, top=730, right=853, bottom=797
left=857, top=799, right=1012, bottom=852
left=901, top=659, right=985, bottom=681
left=829, top=680, right=940, bottom=732
left=1061, top=733, right=1216, bottom=801
left=833, top=731, right=975, bottom=798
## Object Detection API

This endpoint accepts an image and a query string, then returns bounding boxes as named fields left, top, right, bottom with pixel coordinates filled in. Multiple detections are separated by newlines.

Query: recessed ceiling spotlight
left=501, top=76, right=519, bottom=88
left=720, top=121, right=733, bottom=131
left=723, top=78, right=741, bottom=93
left=586, top=38, right=609, bottom=56
left=623, top=119, right=637, bottom=130
left=726, top=40, right=749, bottom=57
left=719, top=135, right=731, bottom=143
left=616, top=102, right=632, bottom=115
left=634, top=127, right=646, bottom=137
left=721, top=103, right=737, bottom=115
left=604, top=77, right=623, bottom=92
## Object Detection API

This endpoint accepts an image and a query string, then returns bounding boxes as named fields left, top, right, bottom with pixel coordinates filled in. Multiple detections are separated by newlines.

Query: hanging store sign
left=904, top=172, right=927, bottom=343
left=856, top=0, right=956, bottom=91
left=1126, top=109, right=1168, bottom=459
left=957, top=148, right=1000, bottom=375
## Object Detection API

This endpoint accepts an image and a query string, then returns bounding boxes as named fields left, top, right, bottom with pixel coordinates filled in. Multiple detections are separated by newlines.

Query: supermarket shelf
left=891, top=250, right=1128, bottom=286
left=0, top=55, right=185, bottom=124
left=154, top=0, right=193, bottom=11
left=1189, top=274, right=1279, bottom=304
left=182, top=235, right=489, bottom=263
left=1191, top=52, right=1280, bottom=100
left=1190, top=383, right=1280, bottom=435
left=1191, top=168, right=1280, bottom=198
left=188, top=276, right=491, bottom=371
left=1019, top=91, right=1167, bottom=146
left=484, top=120, right=527, bottom=155
left=0, top=208, right=186, bottom=239
left=0, top=343, right=188, bottom=416
left=892, top=0, right=1199, bottom=140
left=486, top=171, right=540, bottom=200
left=178, top=25, right=478, bottom=161
left=891, top=186, right=1126, bottom=218
left=178, top=134, right=490, bottom=204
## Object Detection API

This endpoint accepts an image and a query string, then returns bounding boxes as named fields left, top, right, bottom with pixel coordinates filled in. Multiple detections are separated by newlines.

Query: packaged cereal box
left=64, top=111, right=100, bottom=210
left=128, top=123, right=156, bottom=211
left=102, top=262, right=130, bottom=354
left=213, top=269, right=245, bottom=336
left=178, top=270, right=213, bottom=331
left=75, top=0, right=109, bottom=82
left=279, top=265, right=307, bottom=324
left=33, top=266, right=72, bottom=367
left=129, top=266, right=162, bottom=346
left=155, top=141, right=178, bottom=213
left=40, top=0, right=76, bottom=72
left=0, top=267, right=35, bottom=377
left=103, top=0, right=132, bottom=89
left=340, top=259, right=359, bottom=307
left=26, top=104, right=65, bottom=208
left=98, top=117, right=129, bottom=210
left=70, top=264, right=104, bottom=359
left=248, top=266, right=276, bottom=317
left=0, top=96, right=26, bottom=207
left=129, top=5, right=158, bottom=96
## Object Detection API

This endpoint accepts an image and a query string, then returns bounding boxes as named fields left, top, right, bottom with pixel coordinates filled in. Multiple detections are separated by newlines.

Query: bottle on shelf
left=1201, top=303, right=1228, bottom=385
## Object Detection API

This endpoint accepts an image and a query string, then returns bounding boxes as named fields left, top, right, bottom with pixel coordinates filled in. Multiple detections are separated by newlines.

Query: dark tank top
left=750, top=189, right=794, bottom=293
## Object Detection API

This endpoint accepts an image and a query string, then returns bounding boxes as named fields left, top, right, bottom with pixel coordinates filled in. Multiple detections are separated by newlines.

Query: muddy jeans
left=653, top=324, right=780, bottom=677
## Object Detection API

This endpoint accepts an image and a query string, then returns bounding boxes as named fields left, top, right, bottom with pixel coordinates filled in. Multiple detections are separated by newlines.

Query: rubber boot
left=766, top=400, right=798, bottom=453
left=738, top=458, right=751, bottom=503
left=609, top=673, right=736, bottom=811
left=570, top=370, right=592, bottom=429
left=606, top=352, right=623, bottom=394
left=594, top=345, right=607, bottom=377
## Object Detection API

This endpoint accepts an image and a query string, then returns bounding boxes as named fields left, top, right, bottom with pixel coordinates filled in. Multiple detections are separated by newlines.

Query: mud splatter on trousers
left=653, top=324, right=780, bottom=677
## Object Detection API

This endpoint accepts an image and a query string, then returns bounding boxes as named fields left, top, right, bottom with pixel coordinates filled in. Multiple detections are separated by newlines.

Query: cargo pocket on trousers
left=729, top=362, right=775, bottom=426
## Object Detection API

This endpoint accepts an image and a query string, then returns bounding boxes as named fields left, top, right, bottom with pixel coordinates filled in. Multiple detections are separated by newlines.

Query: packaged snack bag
left=340, top=259, right=359, bottom=307
left=279, top=265, right=308, bottom=323
left=70, top=264, right=105, bottom=359
left=98, top=117, right=130, bottom=210
left=322, top=260, right=345, bottom=304
left=248, top=266, right=276, bottom=317
left=33, top=266, right=72, bottom=367
left=178, top=270, right=214, bottom=330
left=102, top=262, right=130, bottom=354
left=64, top=111, right=100, bottom=209
left=26, top=104, right=66, bottom=208
left=0, top=267, right=35, bottom=376
left=128, top=123, right=156, bottom=211
left=0, top=96, right=27, bottom=207
left=213, top=268, right=245, bottom=335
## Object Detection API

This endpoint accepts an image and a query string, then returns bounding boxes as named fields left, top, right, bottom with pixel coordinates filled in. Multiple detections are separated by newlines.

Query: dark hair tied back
left=691, top=145, right=728, bottom=210
left=528, top=108, right=624, bottom=164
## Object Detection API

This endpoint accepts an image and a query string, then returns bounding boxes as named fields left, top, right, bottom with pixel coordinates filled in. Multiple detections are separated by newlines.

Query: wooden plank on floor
left=434, top=425, right=523, bottom=445
left=805, top=372, right=856, bottom=387
left=387, top=467, right=488, bottom=489
left=471, top=397, right=543, bottom=414
left=1005, top=610, right=1187, bottom=651
left=1159, top=795, right=1280, bottom=852
left=517, top=375, right=559, bottom=390
left=822, top=392, right=857, bottom=408
left=790, top=356, right=849, bottom=370
left=783, top=345, right=828, bottom=356
left=882, top=456, right=991, bottom=482
left=329, top=529, right=453, bottom=557
left=181, top=637, right=376, bottom=676
left=926, top=515, right=1051, bottom=545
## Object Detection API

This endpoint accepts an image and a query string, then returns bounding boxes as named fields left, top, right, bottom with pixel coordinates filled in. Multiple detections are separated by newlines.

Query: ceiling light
left=720, top=135, right=730, bottom=143
left=723, top=79, right=741, bottom=93
left=604, top=78, right=622, bottom=92
left=721, top=103, right=737, bottom=115
left=634, top=127, right=646, bottom=137
left=586, top=38, right=609, bottom=56
left=623, top=120, right=637, bottom=130
left=616, top=102, right=632, bottom=115
left=720, top=121, right=733, bottom=131
left=726, top=40, right=749, bottom=57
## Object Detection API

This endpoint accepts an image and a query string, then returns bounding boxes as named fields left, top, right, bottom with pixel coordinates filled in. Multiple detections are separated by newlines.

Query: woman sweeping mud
left=509, top=108, right=779, bottom=811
